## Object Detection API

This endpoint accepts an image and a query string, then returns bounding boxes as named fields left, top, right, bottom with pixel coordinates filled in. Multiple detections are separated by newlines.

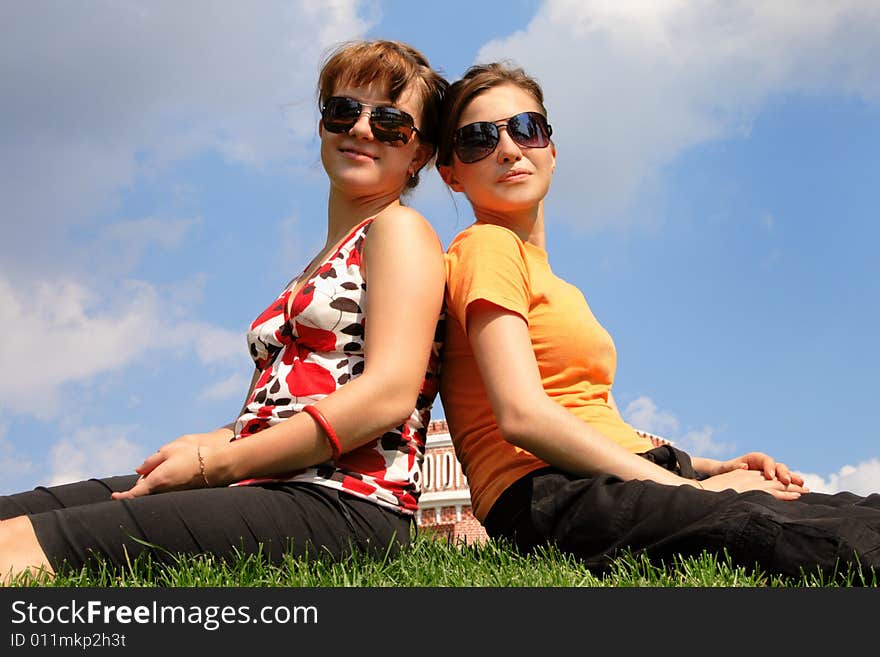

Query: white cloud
left=624, top=396, right=679, bottom=436
left=47, top=426, right=146, bottom=486
left=0, top=278, right=164, bottom=416
left=85, top=216, right=204, bottom=276
left=623, top=396, right=880, bottom=488
left=199, top=372, right=251, bottom=402
left=797, top=459, right=880, bottom=496
left=0, top=276, right=245, bottom=418
left=678, top=425, right=732, bottom=459
left=165, top=273, right=211, bottom=308
left=476, top=0, right=880, bottom=231
left=183, top=323, right=247, bottom=365
left=623, top=395, right=731, bottom=456
left=621, top=396, right=880, bottom=495
left=100, top=215, right=202, bottom=251
left=0, top=1, right=373, bottom=272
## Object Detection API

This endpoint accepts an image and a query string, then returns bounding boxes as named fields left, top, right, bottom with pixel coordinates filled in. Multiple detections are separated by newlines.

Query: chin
left=337, top=174, right=397, bottom=197
left=487, top=191, right=544, bottom=211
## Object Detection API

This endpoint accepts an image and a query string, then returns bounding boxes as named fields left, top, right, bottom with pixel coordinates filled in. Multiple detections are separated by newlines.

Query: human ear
left=550, top=141, right=557, bottom=173
left=410, top=141, right=433, bottom=176
left=438, top=164, right=464, bottom=192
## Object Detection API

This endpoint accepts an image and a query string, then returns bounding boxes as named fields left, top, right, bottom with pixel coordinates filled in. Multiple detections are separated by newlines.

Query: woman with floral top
left=0, top=39, right=448, bottom=583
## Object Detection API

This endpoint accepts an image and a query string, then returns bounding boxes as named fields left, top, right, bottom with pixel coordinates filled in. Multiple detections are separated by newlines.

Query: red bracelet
left=302, top=404, right=342, bottom=460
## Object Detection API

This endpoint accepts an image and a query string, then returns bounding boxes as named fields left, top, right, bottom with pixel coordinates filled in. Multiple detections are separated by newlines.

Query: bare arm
left=115, top=207, right=445, bottom=496
left=466, top=302, right=804, bottom=498
left=612, top=390, right=805, bottom=488
left=607, top=351, right=803, bottom=489
left=214, top=206, right=446, bottom=482
left=467, top=302, right=693, bottom=486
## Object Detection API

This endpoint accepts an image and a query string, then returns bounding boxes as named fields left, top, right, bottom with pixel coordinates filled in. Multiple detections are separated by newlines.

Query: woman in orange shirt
left=437, top=62, right=879, bottom=581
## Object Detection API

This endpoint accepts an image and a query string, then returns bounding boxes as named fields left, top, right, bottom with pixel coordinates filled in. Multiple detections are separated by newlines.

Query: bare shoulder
left=368, top=204, right=442, bottom=249
left=363, top=205, right=444, bottom=282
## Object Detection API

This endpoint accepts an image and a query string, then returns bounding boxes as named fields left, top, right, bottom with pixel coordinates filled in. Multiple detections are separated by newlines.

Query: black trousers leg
left=0, top=477, right=411, bottom=572
left=0, top=475, right=139, bottom=519
left=486, top=468, right=880, bottom=581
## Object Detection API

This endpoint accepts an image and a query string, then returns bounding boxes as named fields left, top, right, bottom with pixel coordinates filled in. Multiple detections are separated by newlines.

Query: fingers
left=116, top=449, right=168, bottom=499
left=133, top=451, right=166, bottom=477
left=774, top=462, right=792, bottom=485
left=790, top=471, right=806, bottom=487
left=774, top=464, right=806, bottom=489
left=111, top=477, right=152, bottom=500
left=704, top=468, right=804, bottom=498
left=768, top=489, right=803, bottom=501
left=764, top=477, right=809, bottom=500
left=768, top=461, right=809, bottom=491
left=742, top=452, right=798, bottom=485
left=783, top=481, right=810, bottom=494
left=759, top=455, right=776, bottom=480
left=719, top=459, right=748, bottom=474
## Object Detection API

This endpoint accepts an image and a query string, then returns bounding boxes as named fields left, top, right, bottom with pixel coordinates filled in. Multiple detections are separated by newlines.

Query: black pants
left=0, top=475, right=412, bottom=573
left=484, top=446, right=880, bottom=581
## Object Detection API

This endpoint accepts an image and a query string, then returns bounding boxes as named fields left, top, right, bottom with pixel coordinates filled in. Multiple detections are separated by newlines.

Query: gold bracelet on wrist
left=197, top=445, right=211, bottom=487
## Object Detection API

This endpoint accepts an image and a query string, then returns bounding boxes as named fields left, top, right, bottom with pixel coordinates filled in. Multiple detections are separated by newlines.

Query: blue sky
left=1, top=1, right=878, bottom=496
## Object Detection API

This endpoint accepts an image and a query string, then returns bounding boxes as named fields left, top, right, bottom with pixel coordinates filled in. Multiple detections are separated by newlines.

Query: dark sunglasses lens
left=370, top=107, right=415, bottom=144
left=322, top=97, right=361, bottom=133
left=322, top=98, right=415, bottom=144
left=455, top=122, right=499, bottom=163
left=508, top=112, right=552, bottom=148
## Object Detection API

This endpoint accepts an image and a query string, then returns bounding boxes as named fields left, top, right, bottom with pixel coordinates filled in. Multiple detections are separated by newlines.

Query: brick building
left=416, top=419, right=488, bottom=544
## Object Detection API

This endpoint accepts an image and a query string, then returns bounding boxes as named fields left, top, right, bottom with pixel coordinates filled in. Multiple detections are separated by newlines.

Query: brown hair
left=318, top=40, right=449, bottom=189
left=436, top=62, right=548, bottom=168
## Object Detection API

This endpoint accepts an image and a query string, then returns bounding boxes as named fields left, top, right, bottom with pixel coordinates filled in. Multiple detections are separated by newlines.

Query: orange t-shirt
left=441, top=222, right=653, bottom=522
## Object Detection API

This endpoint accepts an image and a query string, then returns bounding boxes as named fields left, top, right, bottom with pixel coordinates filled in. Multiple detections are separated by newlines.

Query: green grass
left=9, top=532, right=877, bottom=587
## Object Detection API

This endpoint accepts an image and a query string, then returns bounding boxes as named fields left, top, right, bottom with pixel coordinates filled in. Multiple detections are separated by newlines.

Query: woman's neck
left=472, top=201, right=546, bottom=250
left=325, top=187, right=402, bottom=248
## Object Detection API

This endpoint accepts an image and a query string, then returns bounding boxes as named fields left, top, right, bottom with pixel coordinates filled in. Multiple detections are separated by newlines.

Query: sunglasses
left=453, top=111, right=553, bottom=163
left=321, top=96, right=420, bottom=146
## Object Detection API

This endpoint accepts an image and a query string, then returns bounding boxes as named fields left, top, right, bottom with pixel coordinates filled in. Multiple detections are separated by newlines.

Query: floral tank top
left=231, top=217, right=443, bottom=514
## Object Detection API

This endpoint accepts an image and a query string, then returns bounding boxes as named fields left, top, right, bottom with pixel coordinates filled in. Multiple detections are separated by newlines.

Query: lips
left=497, top=168, right=531, bottom=182
left=340, top=146, right=378, bottom=160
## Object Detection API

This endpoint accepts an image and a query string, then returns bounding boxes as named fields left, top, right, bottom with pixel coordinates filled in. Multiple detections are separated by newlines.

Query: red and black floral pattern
left=231, top=218, right=443, bottom=514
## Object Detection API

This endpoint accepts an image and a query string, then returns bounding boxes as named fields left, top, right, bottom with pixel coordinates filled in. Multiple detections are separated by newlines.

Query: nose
left=348, top=108, right=374, bottom=140
left=495, top=125, right=522, bottom=163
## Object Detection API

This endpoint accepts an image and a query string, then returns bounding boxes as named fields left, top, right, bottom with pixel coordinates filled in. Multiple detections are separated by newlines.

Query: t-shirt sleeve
left=445, top=224, right=530, bottom=334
